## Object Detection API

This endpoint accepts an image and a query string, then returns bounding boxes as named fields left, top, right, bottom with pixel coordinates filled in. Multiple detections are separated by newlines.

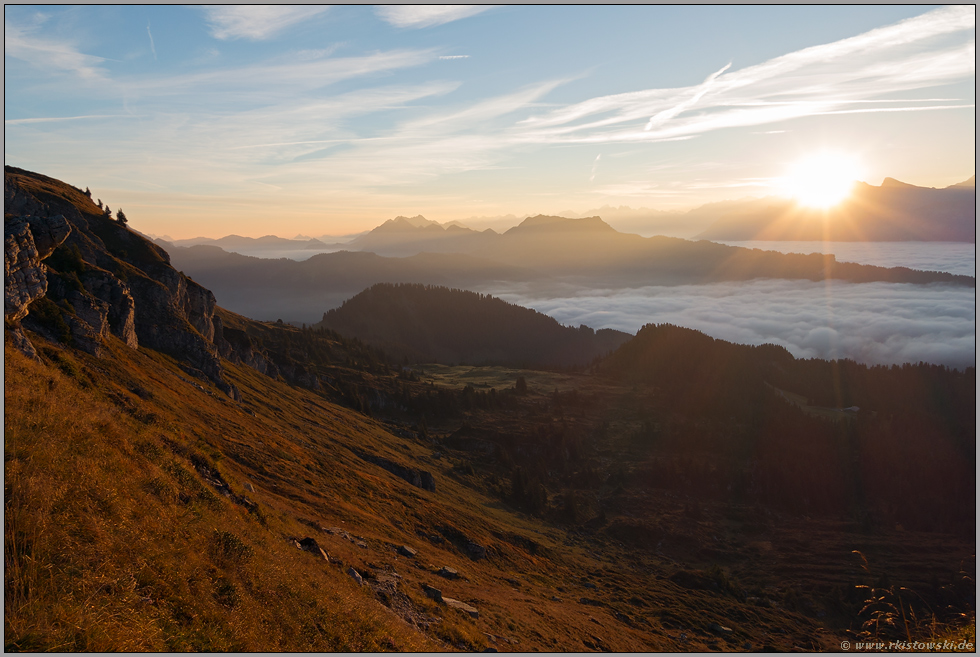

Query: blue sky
left=4, top=5, right=975, bottom=238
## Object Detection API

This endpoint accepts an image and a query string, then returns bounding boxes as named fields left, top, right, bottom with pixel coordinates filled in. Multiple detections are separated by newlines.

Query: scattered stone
left=244, top=481, right=255, bottom=492
left=443, top=597, right=479, bottom=619
left=708, top=622, right=733, bottom=636
left=356, top=540, right=368, bottom=549
left=397, top=545, right=417, bottom=558
left=551, top=595, right=562, bottom=602
left=347, top=567, right=363, bottom=585
left=422, top=583, right=443, bottom=602
left=437, top=566, right=459, bottom=580
left=298, top=537, right=330, bottom=561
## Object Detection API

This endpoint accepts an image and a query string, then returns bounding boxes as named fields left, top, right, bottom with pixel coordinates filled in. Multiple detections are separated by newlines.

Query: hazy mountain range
left=163, top=211, right=974, bottom=324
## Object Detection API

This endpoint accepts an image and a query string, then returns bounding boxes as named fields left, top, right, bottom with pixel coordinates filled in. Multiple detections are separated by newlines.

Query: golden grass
left=4, top=344, right=435, bottom=652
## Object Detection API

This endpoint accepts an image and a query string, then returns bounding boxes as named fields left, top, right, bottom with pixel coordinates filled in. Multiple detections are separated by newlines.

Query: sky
left=4, top=5, right=976, bottom=238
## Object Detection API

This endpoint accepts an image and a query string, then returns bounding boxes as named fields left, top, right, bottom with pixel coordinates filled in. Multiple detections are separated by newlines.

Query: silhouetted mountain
left=346, top=214, right=496, bottom=256
left=166, top=245, right=530, bottom=322
left=161, top=234, right=344, bottom=251
left=695, top=177, right=976, bottom=242
left=317, top=283, right=631, bottom=367
left=167, top=212, right=973, bottom=323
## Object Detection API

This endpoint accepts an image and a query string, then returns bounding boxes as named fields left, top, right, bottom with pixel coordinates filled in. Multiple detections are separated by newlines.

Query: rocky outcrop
left=359, top=452, right=436, bottom=492
left=4, top=214, right=70, bottom=323
left=81, top=269, right=138, bottom=348
left=5, top=167, right=238, bottom=398
left=220, top=326, right=281, bottom=378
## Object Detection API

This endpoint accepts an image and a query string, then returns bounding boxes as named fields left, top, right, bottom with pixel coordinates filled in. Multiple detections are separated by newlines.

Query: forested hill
left=601, top=322, right=975, bottom=427
left=317, top=283, right=632, bottom=368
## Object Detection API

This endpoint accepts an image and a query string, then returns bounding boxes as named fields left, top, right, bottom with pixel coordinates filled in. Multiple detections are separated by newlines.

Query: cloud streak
left=202, top=6, right=329, bottom=41
left=375, top=5, right=491, bottom=29
left=517, top=6, right=975, bottom=145
left=4, top=17, right=108, bottom=80
left=146, top=22, right=156, bottom=59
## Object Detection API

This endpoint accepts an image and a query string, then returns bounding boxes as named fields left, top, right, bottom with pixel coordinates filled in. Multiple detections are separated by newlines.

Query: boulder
left=708, top=622, right=733, bottom=636
left=437, top=566, right=459, bottom=580
left=347, top=567, right=363, bottom=585
left=298, top=537, right=330, bottom=561
left=422, top=583, right=443, bottom=602
left=397, top=545, right=417, bottom=558
left=443, top=597, right=479, bottom=619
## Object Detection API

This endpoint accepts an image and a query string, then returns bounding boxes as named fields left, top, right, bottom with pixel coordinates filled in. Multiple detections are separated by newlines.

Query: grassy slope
left=5, top=330, right=678, bottom=652
left=6, top=327, right=974, bottom=652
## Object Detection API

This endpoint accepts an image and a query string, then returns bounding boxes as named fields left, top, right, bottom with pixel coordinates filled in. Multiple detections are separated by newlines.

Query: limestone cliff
left=4, top=166, right=237, bottom=398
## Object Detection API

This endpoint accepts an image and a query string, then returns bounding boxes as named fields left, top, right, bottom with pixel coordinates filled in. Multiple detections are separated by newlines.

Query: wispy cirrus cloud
left=202, top=5, right=329, bottom=41
left=124, top=48, right=439, bottom=100
left=4, top=17, right=108, bottom=80
left=517, top=5, right=975, bottom=145
left=146, top=22, right=157, bottom=60
left=375, top=5, right=491, bottom=29
left=4, top=114, right=134, bottom=125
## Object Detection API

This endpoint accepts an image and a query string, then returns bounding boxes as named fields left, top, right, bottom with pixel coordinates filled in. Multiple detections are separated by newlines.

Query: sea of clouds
left=717, top=241, right=976, bottom=277
left=490, top=278, right=976, bottom=371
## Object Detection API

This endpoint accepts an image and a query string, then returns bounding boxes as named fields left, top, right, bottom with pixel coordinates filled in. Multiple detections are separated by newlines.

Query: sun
left=778, top=152, right=862, bottom=209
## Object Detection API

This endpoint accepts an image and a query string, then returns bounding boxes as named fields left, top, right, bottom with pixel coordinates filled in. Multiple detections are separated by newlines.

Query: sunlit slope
left=5, top=330, right=678, bottom=652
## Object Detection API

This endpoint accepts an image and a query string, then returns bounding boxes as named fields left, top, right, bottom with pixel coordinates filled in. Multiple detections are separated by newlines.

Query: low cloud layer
left=718, top=240, right=976, bottom=277
left=489, top=279, right=976, bottom=370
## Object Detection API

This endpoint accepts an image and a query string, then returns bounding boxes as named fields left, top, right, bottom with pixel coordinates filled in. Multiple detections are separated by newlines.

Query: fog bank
left=489, top=279, right=976, bottom=370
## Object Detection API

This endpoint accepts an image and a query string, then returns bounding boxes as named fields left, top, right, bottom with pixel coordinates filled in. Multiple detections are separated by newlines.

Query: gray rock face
left=64, top=287, right=111, bottom=356
left=4, top=214, right=70, bottom=323
left=82, top=269, right=138, bottom=348
left=5, top=169, right=238, bottom=397
left=347, top=567, right=364, bottom=585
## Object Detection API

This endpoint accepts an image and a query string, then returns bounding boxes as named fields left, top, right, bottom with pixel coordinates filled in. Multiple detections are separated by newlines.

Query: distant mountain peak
left=392, top=214, right=434, bottom=228
left=880, top=177, right=916, bottom=188
left=947, top=175, right=975, bottom=189
left=507, top=214, right=616, bottom=234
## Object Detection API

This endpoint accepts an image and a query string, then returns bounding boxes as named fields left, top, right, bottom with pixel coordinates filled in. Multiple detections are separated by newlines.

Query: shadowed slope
left=317, top=283, right=632, bottom=368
